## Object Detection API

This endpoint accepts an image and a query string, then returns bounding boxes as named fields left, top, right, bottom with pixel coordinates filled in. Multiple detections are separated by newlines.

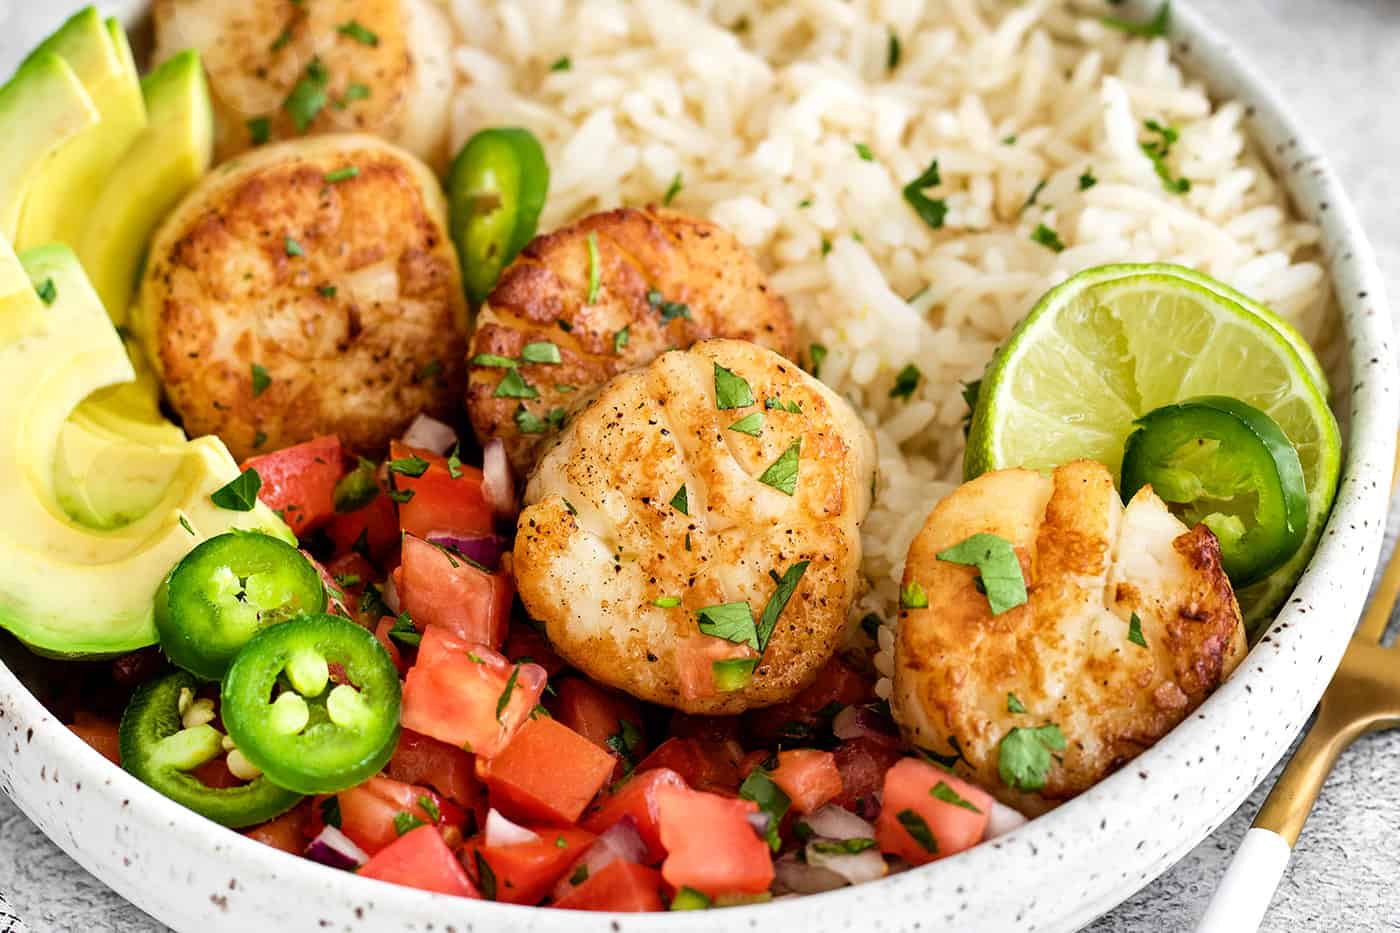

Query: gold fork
left=1196, top=442, right=1400, bottom=931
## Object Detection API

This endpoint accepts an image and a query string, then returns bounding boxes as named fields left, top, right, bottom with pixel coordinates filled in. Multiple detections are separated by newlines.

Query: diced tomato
left=390, top=441, right=494, bottom=540
left=359, top=824, right=480, bottom=898
left=336, top=775, right=462, bottom=856
left=325, top=486, right=400, bottom=564
left=373, top=617, right=406, bottom=673
left=635, top=737, right=744, bottom=795
left=875, top=758, right=993, bottom=866
left=398, top=534, right=513, bottom=649
left=552, top=860, right=666, bottom=912
left=386, top=730, right=485, bottom=818
left=656, top=783, right=773, bottom=897
left=190, top=756, right=242, bottom=789
left=674, top=635, right=755, bottom=702
left=244, top=802, right=310, bottom=855
left=769, top=749, right=843, bottom=815
left=667, top=713, right=745, bottom=745
left=242, top=436, right=344, bottom=535
left=832, top=735, right=904, bottom=820
left=503, top=622, right=568, bottom=677
left=401, top=627, right=546, bottom=759
left=462, top=827, right=594, bottom=905
left=68, top=714, right=120, bottom=765
left=747, top=656, right=874, bottom=744
left=325, top=553, right=373, bottom=596
left=582, top=768, right=687, bottom=865
left=481, top=716, right=617, bottom=825
left=554, top=677, right=646, bottom=777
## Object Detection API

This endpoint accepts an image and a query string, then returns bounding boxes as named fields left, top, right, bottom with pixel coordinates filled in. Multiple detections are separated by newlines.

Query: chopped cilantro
left=811, top=838, right=878, bottom=855
left=896, top=808, right=937, bottom=853
left=475, top=850, right=497, bottom=900
left=1079, top=167, right=1098, bottom=190
left=1128, top=611, right=1148, bottom=648
left=549, top=56, right=572, bottom=72
left=472, top=353, right=518, bottom=368
left=318, top=284, right=338, bottom=298
left=324, top=166, right=359, bottom=184
left=646, top=289, right=692, bottom=322
left=613, top=325, right=630, bottom=353
left=902, top=158, right=947, bottom=229
left=270, top=28, right=292, bottom=52
left=936, top=532, right=1028, bottom=615
left=336, top=19, right=379, bottom=46
left=765, top=397, right=801, bottom=414
left=713, top=363, right=755, bottom=409
left=210, top=469, right=261, bottom=511
left=757, top=438, right=801, bottom=495
left=808, top=343, right=828, bottom=378
left=755, top=561, right=809, bottom=652
left=887, top=30, right=901, bottom=70
left=855, top=142, right=874, bottom=161
left=604, top=719, right=644, bottom=775
left=496, top=664, right=521, bottom=721
left=494, top=368, right=539, bottom=399
left=1021, top=178, right=1047, bottom=214
left=515, top=404, right=565, bottom=434
left=284, top=57, right=329, bottom=132
left=386, top=456, right=430, bottom=478
left=569, top=864, right=589, bottom=886
left=998, top=723, right=1066, bottom=792
left=521, top=341, right=562, bottom=364
left=695, top=602, right=758, bottom=650
left=339, top=83, right=370, bottom=107
left=1007, top=692, right=1027, bottom=714
left=35, top=277, right=56, bottom=305
left=1031, top=223, right=1065, bottom=253
left=727, top=412, right=763, bottom=436
left=669, top=484, right=689, bottom=515
left=663, top=172, right=683, bottom=205
left=1141, top=118, right=1191, bottom=194
left=1102, top=1, right=1171, bottom=38
left=738, top=768, right=790, bottom=851
left=250, top=363, right=271, bottom=398
left=388, top=613, right=420, bottom=648
left=333, top=458, right=379, bottom=513
left=247, top=117, right=271, bottom=145
left=585, top=231, right=601, bottom=304
left=931, top=781, right=982, bottom=813
left=320, top=797, right=341, bottom=828
left=284, top=236, right=305, bottom=257
left=179, top=516, right=195, bottom=536
left=889, top=363, right=921, bottom=399
left=446, top=444, right=465, bottom=480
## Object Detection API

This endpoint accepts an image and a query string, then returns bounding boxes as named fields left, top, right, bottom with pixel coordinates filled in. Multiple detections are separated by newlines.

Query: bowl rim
left=1, top=1, right=1396, bottom=931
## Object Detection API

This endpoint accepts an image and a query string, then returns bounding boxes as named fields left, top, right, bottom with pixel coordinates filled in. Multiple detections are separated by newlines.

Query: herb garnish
left=416, top=795, right=440, bottom=823
left=495, top=368, right=539, bottom=399
left=900, top=580, right=928, bottom=610
left=738, top=768, right=790, bottom=851
left=808, top=343, right=828, bottom=378
left=652, top=596, right=681, bottom=609
left=812, top=838, right=878, bottom=856
left=728, top=412, right=763, bottom=436
left=333, top=458, right=379, bottom=512
left=549, top=56, right=572, bottom=72
left=669, top=484, right=689, bottom=515
left=475, top=850, right=497, bottom=900
left=393, top=811, right=424, bottom=837
left=902, top=159, right=948, bottom=229
left=338, top=83, right=370, bottom=108
left=284, top=57, right=329, bottom=132
left=270, top=29, right=292, bottom=52
left=1141, top=119, right=1190, bottom=194
left=336, top=19, right=379, bottom=46
left=1128, top=611, right=1148, bottom=648
left=35, top=277, right=56, bottom=305
left=250, top=363, right=271, bottom=398
left=284, top=236, right=305, bottom=257
left=696, top=602, right=758, bottom=650
left=569, top=865, right=589, bottom=886
left=318, top=284, right=338, bottom=298
left=647, top=289, right=692, bottom=322
left=211, top=469, right=261, bottom=511
left=936, top=532, right=1027, bottom=615
left=757, top=439, right=801, bottom=495
left=1079, top=168, right=1098, bottom=190
left=585, top=231, right=601, bottom=304
left=1103, top=1, right=1170, bottom=38
left=179, top=516, right=195, bottom=536
left=1007, top=692, right=1027, bottom=714
left=247, top=117, right=271, bottom=145
left=887, top=30, right=901, bottom=71
left=931, top=781, right=982, bottom=813
left=663, top=172, right=683, bottom=205
left=472, top=353, right=518, bottom=368
left=998, top=723, right=1066, bottom=792
left=1031, top=223, right=1065, bottom=253
left=1021, top=178, right=1047, bottom=214
left=613, top=325, right=629, bottom=353
left=854, top=142, right=874, bottom=161
left=755, top=561, right=809, bottom=652
left=387, top=456, right=429, bottom=478
left=521, top=341, right=562, bottom=364
left=713, top=363, right=755, bottom=409
left=604, top=719, right=643, bottom=775
left=515, top=404, right=565, bottom=434
left=324, top=166, right=359, bottom=184
left=320, top=797, right=341, bottom=828
left=496, top=664, right=521, bottom=721
left=960, top=379, right=981, bottom=438
left=890, top=363, right=921, bottom=399
left=388, top=613, right=420, bottom=648
left=896, top=809, right=937, bottom=853
left=765, top=397, right=801, bottom=414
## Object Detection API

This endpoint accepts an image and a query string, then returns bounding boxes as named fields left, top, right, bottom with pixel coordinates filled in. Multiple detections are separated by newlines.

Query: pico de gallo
left=66, top=420, right=1024, bottom=913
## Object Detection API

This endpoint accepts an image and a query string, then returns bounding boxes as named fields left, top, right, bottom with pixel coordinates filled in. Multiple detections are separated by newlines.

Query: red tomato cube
left=358, top=824, right=480, bottom=898
left=552, top=860, right=666, bottom=912
left=554, top=677, right=646, bottom=774
left=401, top=627, right=546, bottom=759
left=385, top=729, right=485, bottom=815
left=325, top=488, right=400, bottom=564
left=582, top=768, right=688, bottom=865
left=242, top=435, right=344, bottom=535
left=635, top=737, right=743, bottom=795
left=875, top=758, right=993, bottom=866
left=243, top=802, right=311, bottom=855
left=768, top=749, right=843, bottom=815
left=832, top=736, right=904, bottom=821
left=656, top=783, right=773, bottom=897
left=503, top=622, right=568, bottom=677
left=481, top=716, right=617, bottom=825
left=462, top=827, right=595, bottom=905
left=390, top=440, right=494, bottom=540
left=748, top=656, right=874, bottom=744
left=399, top=534, right=513, bottom=649
left=336, top=775, right=461, bottom=855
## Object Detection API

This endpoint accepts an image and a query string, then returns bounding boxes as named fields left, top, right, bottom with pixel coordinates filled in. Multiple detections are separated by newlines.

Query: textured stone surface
left=0, top=1, right=1398, bottom=931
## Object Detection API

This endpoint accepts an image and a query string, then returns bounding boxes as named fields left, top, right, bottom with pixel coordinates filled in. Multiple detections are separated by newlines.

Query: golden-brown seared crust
left=513, top=339, right=873, bottom=715
left=891, top=460, right=1245, bottom=815
left=467, top=207, right=797, bottom=476
left=136, top=134, right=468, bottom=460
left=151, top=0, right=454, bottom=166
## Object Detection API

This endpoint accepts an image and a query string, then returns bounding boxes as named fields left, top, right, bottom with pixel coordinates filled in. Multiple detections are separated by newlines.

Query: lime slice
left=966, top=269, right=1341, bottom=629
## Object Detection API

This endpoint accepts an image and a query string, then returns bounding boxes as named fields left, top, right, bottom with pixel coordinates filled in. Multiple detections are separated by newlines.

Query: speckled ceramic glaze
left=1, top=2, right=1395, bottom=931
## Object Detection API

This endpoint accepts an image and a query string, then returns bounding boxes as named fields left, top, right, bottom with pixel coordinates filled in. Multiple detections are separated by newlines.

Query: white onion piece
left=304, top=826, right=370, bottom=870
left=381, top=573, right=401, bottom=615
left=772, top=854, right=846, bottom=895
left=485, top=808, right=540, bottom=847
left=402, top=414, right=458, bottom=455
left=482, top=439, right=515, bottom=516
left=551, top=816, right=647, bottom=901
left=831, top=705, right=896, bottom=741
left=801, top=804, right=875, bottom=841
left=805, top=842, right=887, bottom=886
left=985, top=800, right=1029, bottom=839
left=745, top=811, right=772, bottom=839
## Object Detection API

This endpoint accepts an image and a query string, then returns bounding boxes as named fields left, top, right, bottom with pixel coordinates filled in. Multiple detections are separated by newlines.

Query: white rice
left=439, top=0, right=1335, bottom=662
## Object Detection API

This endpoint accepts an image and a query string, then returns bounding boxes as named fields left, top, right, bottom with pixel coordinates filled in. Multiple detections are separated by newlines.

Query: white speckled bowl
left=1, top=2, right=1395, bottom=931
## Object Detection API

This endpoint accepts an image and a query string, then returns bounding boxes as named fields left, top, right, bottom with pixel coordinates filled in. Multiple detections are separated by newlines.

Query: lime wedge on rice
left=965, top=266, right=1341, bottom=629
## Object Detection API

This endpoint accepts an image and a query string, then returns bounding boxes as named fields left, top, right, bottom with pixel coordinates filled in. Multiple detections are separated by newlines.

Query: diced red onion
left=551, top=816, right=646, bottom=901
left=801, top=804, right=875, bottom=841
left=402, top=414, right=458, bottom=455
left=832, top=705, right=897, bottom=741
left=804, top=842, right=887, bottom=886
left=482, top=439, right=515, bottom=517
left=986, top=801, right=1028, bottom=840
left=485, top=808, right=540, bottom=847
left=304, top=826, right=369, bottom=870
left=425, top=533, right=503, bottom=571
left=772, top=854, right=846, bottom=895
left=381, top=573, right=401, bottom=615
left=745, top=811, right=773, bottom=840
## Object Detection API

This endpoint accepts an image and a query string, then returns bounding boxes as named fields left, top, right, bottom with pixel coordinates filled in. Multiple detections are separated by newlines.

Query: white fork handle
left=1195, top=827, right=1293, bottom=933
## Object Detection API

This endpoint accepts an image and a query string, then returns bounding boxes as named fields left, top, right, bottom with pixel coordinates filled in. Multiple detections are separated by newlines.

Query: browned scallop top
left=466, top=207, right=797, bottom=477
left=137, top=135, right=468, bottom=460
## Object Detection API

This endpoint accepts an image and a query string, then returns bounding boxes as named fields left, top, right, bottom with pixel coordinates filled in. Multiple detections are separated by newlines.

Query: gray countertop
left=2, top=1, right=1399, bottom=930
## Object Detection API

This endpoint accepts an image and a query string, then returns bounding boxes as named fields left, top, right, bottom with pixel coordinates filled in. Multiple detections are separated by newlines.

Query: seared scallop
left=134, top=134, right=468, bottom=460
left=891, top=460, right=1245, bottom=815
left=152, top=0, right=455, bottom=166
left=514, top=339, right=873, bottom=715
left=467, top=207, right=796, bottom=477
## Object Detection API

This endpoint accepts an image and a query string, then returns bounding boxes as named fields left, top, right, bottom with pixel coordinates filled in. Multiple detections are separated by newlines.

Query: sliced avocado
left=14, top=6, right=147, bottom=249
left=0, top=241, right=291, bottom=657
left=78, top=49, right=213, bottom=324
left=0, top=52, right=99, bottom=240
